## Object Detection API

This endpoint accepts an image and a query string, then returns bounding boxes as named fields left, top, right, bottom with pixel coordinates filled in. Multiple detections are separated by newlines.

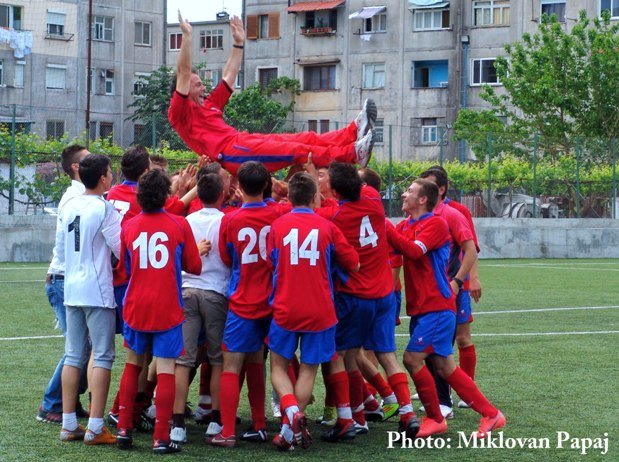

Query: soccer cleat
left=365, top=407, right=384, bottom=422
left=382, top=402, right=400, bottom=421
left=354, top=421, right=369, bottom=435
left=473, top=410, right=506, bottom=439
left=116, top=428, right=133, bottom=449
left=84, top=426, right=117, bottom=445
left=204, top=421, right=223, bottom=437
left=153, top=439, right=182, bottom=454
left=240, top=427, right=267, bottom=443
left=416, top=417, right=448, bottom=438
left=291, top=411, right=312, bottom=449
left=37, top=407, right=62, bottom=425
left=458, top=400, right=471, bottom=409
left=272, top=432, right=294, bottom=451
left=355, top=98, right=378, bottom=140
left=317, top=406, right=337, bottom=426
left=107, top=412, right=119, bottom=428
left=204, top=432, right=237, bottom=448
left=354, top=130, right=374, bottom=168
left=136, top=411, right=154, bottom=432
left=146, top=404, right=157, bottom=421
left=412, top=393, right=420, bottom=400
left=321, top=420, right=356, bottom=443
left=170, top=426, right=187, bottom=444
left=193, top=406, right=212, bottom=425
left=399, top=415, right=421, bottom=439
left=60, top=425, right=86, bottom=442
left=418, top=404, right=454, bottom=420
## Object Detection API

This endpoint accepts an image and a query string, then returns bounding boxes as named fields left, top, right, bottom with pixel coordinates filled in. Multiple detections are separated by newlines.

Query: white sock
left=399, top=404, right=413, bottom=415
left=337, top=406, right=352, bottom=420
left=383, top=393, right=397, bottom=405
left=62, top=413, right=78, bottom=431
left=281, top=425, right=294, bottom=443
left=87, top=417, right=104, bottom=434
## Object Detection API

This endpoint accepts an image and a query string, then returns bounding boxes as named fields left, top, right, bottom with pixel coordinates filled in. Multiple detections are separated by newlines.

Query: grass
left=0, top=260, right=617, bottom=461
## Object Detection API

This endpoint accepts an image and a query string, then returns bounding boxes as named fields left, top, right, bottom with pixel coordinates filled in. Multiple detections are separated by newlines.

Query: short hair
left=61, top=144, right=87, bottom=178
left=288, top=172, right=317, bottom=207
left=328, top=162, right=361, bottom=202
left=121, top=146, right=150, bottom=181
left=237, top=161, right=270, bottom=197
left=150, top=154, right=168, bottom=171
left=197, top=173, right=224, bottom=205
left=358, top=167, right=382, bottom=193
left=137, top=169, right=171, bottom=212
left=413, top=178, right=440, bottom=212
left=79, top=154, right=110, bottom=190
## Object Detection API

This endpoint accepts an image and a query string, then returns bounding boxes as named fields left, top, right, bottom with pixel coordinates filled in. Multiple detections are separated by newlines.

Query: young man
left=387, top=179, right=505, bottom=439
left=37, top=144, right=90, bottom=425
left=169, top=13, right=376, bottom=174
left=57, top=154, right=121, bottom=445
left=172, top=172, right=231, bottom=444
left=267, top=172, right=360, bottom=451
left=115, top=169, right=202, bottom=454
left=206, top=161, right=284, bottom=447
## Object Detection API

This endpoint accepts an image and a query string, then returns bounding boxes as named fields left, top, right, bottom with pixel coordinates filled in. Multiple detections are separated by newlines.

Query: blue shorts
left=113, top=284, right=128, bottom=335
left=456, top=290, right=474, bottom=325
left=406, top=311, right=456, bottom=358
left=223, top=310, right=271, bottom=353
left=394, top=290, right=402, bottom=325
left=268, top=320, right=335, bottom=365
left=335, top=292, right=396, bottom=353
left=123, top=323, right=184, bottom=358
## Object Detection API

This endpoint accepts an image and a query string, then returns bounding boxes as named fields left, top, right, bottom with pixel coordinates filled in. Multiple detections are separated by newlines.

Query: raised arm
left=222, top=16, right=245, bottom=88
left=176, top=11, right=193, bottom=95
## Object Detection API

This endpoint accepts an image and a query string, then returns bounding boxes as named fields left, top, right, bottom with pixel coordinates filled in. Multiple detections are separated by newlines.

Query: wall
left=0, top=215, right=56, bottom=263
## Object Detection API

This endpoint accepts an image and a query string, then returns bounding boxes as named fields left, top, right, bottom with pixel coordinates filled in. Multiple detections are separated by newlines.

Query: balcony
left=300, top=26, right=335, bottom=36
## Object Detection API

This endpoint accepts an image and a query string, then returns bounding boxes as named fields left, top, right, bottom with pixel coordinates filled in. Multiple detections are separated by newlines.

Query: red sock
left=199, top=362, right=211, bottom=396
left=369, top=372, right=393, bottom=399
left=330, top=371, right=352, bottom=425
left=153, top=373, right=175, bottom=443
left=459, top=344, right=477, bottom=380
left=365, top=382, right=378, bottom=397
left=363, top=383, right=380, bottom=411
left=324, top=370, right=336, bottom=408
left=348, top=370, right=365, bottom=424
left=245, top=362, right=266, bottom=431
left=110, top=391, right=120, bottom=415
left=446, top=367, right=497, bottom=418
left=118, top=363, right=142, bottom=430
left=411, top=366, right=443, bottom=423
left=388, top=372, right=412, bottom=408
left=280, top=393, right=299, bottom=422
left=219, top=372, right=240, bottom=438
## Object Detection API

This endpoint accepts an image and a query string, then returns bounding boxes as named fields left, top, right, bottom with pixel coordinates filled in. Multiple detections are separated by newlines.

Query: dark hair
left=197, top=173, right=224, bottom=205
left=328, top=162, right=361, bottom=202
left=170, top=67, right=199, bottom=97
left=420, top=167, right=449, bottom=200
left=149, top=154, right=168, bottom=170
left=358, top=167, right=382, bottom=192
left=137, top=169, right=171, bottom=212
left=237, top=161, right=270, bottom=197
left=61, top=144, right=87, bottom=178
left=79, top=154, right=110, bottom=190
left=121, top=146, right=150, bottom=181
left=413, top=178, right=440, bottom=212
left=288, top=172, right=317, bottom=207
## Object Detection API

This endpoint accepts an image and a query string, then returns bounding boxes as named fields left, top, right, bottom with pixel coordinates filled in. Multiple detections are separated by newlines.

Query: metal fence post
left=575, top=138, right=581, bottom=218
left=612, top=138, right=617, bottom=219
left=439, top=126, right=444, bottom=166
left=487, top=131, right=492, bottom=217
left=151, top=113, right=157, bottom=153
left=533, top=133, right=538, bottom=218
left=388, top=124, right=393, bottom=217
left=9, top=104, right=16, bottom=215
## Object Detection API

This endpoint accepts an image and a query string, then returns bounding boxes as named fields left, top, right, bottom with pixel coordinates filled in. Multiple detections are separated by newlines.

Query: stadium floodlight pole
left=85, top=0, right=93, bottom=148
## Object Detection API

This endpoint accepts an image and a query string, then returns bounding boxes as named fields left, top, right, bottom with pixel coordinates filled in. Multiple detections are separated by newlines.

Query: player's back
left=107, top=182, right=140, bottom=223
left=433, top=200, right=473, bottom=279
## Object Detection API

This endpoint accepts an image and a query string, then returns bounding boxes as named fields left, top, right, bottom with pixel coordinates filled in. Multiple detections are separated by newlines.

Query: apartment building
left=0, top=0, right=165, bottom=146
left=242, top=0, right=603, bottom=162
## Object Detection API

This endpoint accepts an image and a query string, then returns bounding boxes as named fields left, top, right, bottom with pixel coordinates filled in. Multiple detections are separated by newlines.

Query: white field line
left=396, top=331, right=619, bottom=337
left=482, top=263, right=619, bottom=272
left=400, top=305, right=619, bottom=319
left=0, top=267, right=48, bottom=270
left=0, top=335, right=63, bottom=341
left=0, top=280, right=43, bottom=283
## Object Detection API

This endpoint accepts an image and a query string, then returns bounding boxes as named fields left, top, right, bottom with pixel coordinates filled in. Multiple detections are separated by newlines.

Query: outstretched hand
left=230, top=15, right=245, bottom=44
left=178, top=10, right=192, bottom=35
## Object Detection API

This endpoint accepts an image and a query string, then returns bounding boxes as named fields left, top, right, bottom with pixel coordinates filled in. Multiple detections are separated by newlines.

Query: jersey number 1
left=133, top=232, right=169, bottom=269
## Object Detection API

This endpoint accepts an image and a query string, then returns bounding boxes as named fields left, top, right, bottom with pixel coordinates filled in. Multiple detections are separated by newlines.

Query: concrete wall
left=2, top=216, right=619, bottom=262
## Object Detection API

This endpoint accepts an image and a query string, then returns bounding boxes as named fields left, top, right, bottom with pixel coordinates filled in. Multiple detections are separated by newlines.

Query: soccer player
left=37, top=144, right=90, bottom=425
left=267, top=172, right=360, bottom=450
left=171, top=172, right=231, bottom=444
left=169, top=13, right=376, bottom=175
left=57, top=154, right=121, bottom=445
left=114, top=169, right=202, bottom=454
left=205, top=161, right=284, bottom=447
left=387, top=179, right=505, bottom=439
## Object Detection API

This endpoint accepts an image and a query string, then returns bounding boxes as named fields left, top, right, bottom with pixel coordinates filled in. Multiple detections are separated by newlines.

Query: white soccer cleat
left=355, top=130, right=374, bottom=167
left=355, top=99, right=378, bottom=141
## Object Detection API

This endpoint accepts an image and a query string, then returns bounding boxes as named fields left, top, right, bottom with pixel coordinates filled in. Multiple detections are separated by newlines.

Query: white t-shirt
left=56, top=194, right=121, bottom=308
left=182, top=207, right=230, bottom=295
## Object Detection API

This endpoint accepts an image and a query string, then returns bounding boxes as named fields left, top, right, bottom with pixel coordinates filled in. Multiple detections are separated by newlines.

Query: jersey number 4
left=359, top=215, right=378, bottom=248
left=238, top=226, right=270, bottom=264
left=133, top=232, right=169, bottom=269
left=283, top=228, right=319, bottom=266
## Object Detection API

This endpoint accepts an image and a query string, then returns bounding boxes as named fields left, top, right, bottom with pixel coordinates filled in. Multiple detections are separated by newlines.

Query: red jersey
left=120, top=210, right=202, bottom=332
left=316, top=185, right=393, bottom=299
left=219, top=202, right=284, bottom=319
left=187, top=196, right=203, bottom=215
left=386, top=219, right=403, bottom=292
left=267, top=209, right=359, bottom=332
left=388, top=214, right=455, bottom=316
left=433, top=200, right=474, bottom=284
left=445, top=198, right=480, bottom=252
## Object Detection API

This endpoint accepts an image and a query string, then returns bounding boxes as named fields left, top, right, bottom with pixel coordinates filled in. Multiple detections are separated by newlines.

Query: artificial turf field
left=0, top=259, right=617, bottom=462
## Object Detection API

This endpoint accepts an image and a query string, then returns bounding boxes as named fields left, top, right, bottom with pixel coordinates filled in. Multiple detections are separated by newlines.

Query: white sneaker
left=354, top=98, right=377, bottom=141
left=458, top=400, right=471, bottom=408
left=354, top=130, right=374, bottom=167
left=205, top=421, right=223, bottom=437
left=411, top=393, right=420, bottom=401
left=170, top=426, right=187, bottom=444
left=418, top=404, right=454, bottom=420
left=354, top=421, right=369, bottom=435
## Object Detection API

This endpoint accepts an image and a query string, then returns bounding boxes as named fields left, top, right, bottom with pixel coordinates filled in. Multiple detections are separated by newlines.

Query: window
left=473, top=1, right=510, bottom=26
left=246, top=13, right=280, bottom=40
left=104, top=69, right=114, bottom=95
left=421, top=118, right=438, bottom=144
left=135, top=21, right=151, bottom=46
left=362, top=63, right=385, bottom=89
left=364, top=13, right=386, bottom=33
left=303, top=65, right=336, bottom=91
left=47, top=11, right=66, bottom=36
left=133, top=124, right=146, bottom=143
left=304, top=10, right=338, bottom=31
left=46, top=65, right=67, bottom=90
left=412, top=60, right=448, bottom=88
left=541, top=1, right=565, bottom=22
left=198, top=69, right=222, bottom=87
left=133, top=72, right=150, bottom=96
left=472, top=58, right=499, bottom=85
left=0, top=60, right=3, bottom=86
left=320, top=119, right=330, bottom=133
left=169, top=32, right=182, bottom=50
left=92, top=16, right=114, bottom=41
left=99, top=122, right=113, bottom=140
left=259, top=15, right=269, bottom=38
left=200, top=29, right=224, bottom=49
left=46, top=120, right=65, bottom=140
left=307, top=120, right=331, bottom=134
left=374, top=118, right=384, bottom=144
left=413, top=8, right=450, bottom=30
left=601, top=0, right=619, bottom=18
left=89, top=121, right=97, bottom=141
left=0, top=4, right=22, bottom=29
left=14, top=60, right=24, bottom=87
left=258, top=68, right=278, bottom=90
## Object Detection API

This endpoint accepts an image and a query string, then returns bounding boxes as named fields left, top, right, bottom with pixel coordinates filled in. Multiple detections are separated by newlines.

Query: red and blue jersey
left=267, top=209, right=359, bottom=332
left=316, top=185, right=393, bottom=299
left=445, top=198, right=479, bottom=291
left=119, top=210, right=202, bottom=332
left=219, top=202, right=284, bottom=319
left=386, top=219, right=403, bottom=292
left=433, top=200, right=474, bottom=283
left=388, top=213, right=455, bottom=316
